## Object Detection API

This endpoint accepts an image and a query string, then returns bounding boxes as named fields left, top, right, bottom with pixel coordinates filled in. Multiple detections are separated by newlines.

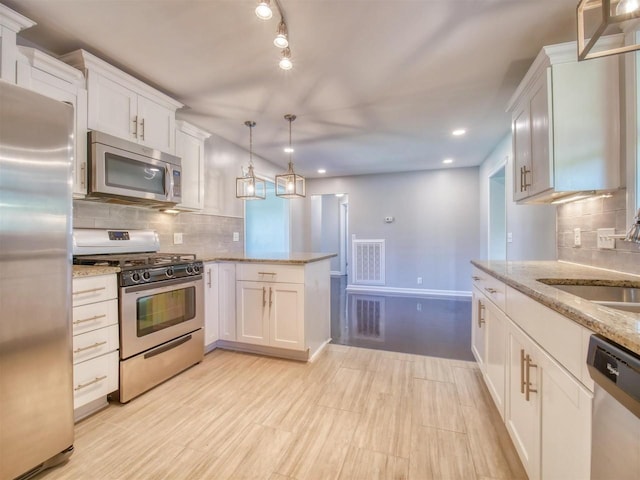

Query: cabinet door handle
left=525, top=354, right=538, bottom=401
left=74, top=375, right=107, bottom=392
left=73, top=314, right=106, bottom=326
left=522, top=166, right=531, bottom=191
left=520, top=166, right=524, bottom=192
left=132, top=115, right=138, bottom=137
left=269, top=287, right=273, bottom=307
left=262, top=286, right=266, bottom=307
left=207, top=269, right=212, bottom=288
left=140, top=118, right=145, bottom=141
left=484, top=287, right=497, bottom=294
left=72, top=286, right=106, bottom=296
left=74, top=341, right=107, bottom=354
left=478, top=301, right=485, bottom=328
left=80, top=162, right=86, bottom=188
left=520, top=349, right=526, bottom=395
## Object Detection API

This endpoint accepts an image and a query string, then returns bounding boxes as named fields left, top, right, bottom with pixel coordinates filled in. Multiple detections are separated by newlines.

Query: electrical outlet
left=417, top=277, right=422, bottom=285
left=573, top=228, right=581, bottom=247
left=507, top=232, right=513, bottom=243
left=416, top=303, right=422, bottom=312
left=173, top=232, right=183, bottom=245
left=597, top=228, right=615, bottom=249
left=232, top=232, right=240, bottom=242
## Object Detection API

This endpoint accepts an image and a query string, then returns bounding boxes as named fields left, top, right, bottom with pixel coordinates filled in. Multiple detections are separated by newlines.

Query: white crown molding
left=176, top=119, right=211, bottom=140
left=0, top=4, right=36, bottom=33
left=18, top=46, right=85, bottom=85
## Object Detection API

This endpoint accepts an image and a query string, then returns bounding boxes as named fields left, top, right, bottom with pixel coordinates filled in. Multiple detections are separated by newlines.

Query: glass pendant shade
left=237, top=165, right=266, bottom=200
left=577, top=0, right=640, bottom=60
left=236, top=121, right=266, bottom=200
left=279, top=47, right=293, bottom=70
left=276, top=114, right=305, bottom=198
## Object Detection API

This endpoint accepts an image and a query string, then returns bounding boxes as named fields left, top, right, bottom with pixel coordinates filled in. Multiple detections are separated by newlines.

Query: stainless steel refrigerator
left=0, top=81, right=74, bottom=479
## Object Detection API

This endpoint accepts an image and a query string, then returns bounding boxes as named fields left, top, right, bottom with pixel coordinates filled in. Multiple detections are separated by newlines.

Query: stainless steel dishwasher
left=587, top=335, right=640, bottom=480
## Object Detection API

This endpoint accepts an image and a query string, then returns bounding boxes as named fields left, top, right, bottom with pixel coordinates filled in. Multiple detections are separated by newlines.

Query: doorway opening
left=488, top=165, right=506, bottom=260
left=310, top=193, right=348, bottom=275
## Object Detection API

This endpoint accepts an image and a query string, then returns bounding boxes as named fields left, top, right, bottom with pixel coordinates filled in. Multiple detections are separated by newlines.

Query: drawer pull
left=478, top=301, right=485, bottom=328
left=74, top=341, right=107, bottom=354
left=73, top=314, right=107, bottom=325
left=73, top=286, right=106, bottom=296
left=74, top=375, right=107, bottom=391
left=258, top=272, right=276, bottom=276
left=484, top=287, right=498, bottom=294
left=472, top=276, right=481, bottom=281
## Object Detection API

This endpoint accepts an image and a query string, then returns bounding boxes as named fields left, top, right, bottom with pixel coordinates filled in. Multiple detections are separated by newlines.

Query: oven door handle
left=123, top=275, right=202, bottom=295
left=144, top=333, right=193, bottom=359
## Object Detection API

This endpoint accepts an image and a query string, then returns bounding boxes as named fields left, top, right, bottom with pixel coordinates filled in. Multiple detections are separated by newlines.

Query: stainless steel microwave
left=87, top=131, right=181, bottom=207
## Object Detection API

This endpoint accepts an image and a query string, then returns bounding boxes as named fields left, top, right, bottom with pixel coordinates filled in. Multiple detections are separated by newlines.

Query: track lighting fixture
left=274, top=20, right=289, bottom=48
left=279, top=47, right=293, bottom=70
left=255, top=1, right=273, bottom=20
left=276, top=114, right=305, bottom=198
left=236, top=121, right=266, bottom=200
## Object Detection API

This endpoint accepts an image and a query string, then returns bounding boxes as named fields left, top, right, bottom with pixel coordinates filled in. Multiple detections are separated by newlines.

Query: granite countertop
left=202, top=252, right=337, bottom=265
left=471, top=260, right=640, bottom=355
left=73, top=265, right=121, bottom=278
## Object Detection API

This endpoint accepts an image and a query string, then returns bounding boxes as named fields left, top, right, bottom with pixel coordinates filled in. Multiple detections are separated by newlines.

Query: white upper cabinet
left=175, top=120, right=210, bottom=211
left=507, top=37, right=622, bottom=203
left=0, top=4, right=35, bottom=83
left=16, top=47, right=88, bottom=197
left=60, top=49, right=183, bottom=154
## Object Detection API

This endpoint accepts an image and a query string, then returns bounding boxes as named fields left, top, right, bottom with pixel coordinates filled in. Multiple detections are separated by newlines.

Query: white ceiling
left=5, top=0, right=578, bottom=178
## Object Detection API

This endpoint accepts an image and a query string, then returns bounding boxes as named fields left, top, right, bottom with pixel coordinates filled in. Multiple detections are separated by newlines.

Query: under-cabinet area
left=203, top=255, right=334, bottom=361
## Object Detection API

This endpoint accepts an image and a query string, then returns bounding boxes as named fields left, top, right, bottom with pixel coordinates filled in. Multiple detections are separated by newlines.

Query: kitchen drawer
left=73, top=350, right=118, bottom=410
left=73, top=324, right=119, bottom=364
left=72, top=298, right=118, bottom=335
left=506, top=285, right=589, bottom=388
left=72, top=274, right=117, bottom=307
left=472, top=267, right=506, bottom=311
left=236, top=263, right=304, bottom=284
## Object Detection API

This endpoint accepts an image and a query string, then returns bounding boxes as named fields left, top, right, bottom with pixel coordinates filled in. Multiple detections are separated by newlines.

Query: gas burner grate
left=74, top=252, right=197, bottom=268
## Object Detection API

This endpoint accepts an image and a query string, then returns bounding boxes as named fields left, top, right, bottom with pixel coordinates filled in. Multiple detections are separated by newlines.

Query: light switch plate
left=573, top=228, right=581, bottom=247
left=507, top=232, right=513, bottom=243
left=173, top=232, right=183, bottom=245
left=233, top=232, right=240, bottom=242
left=597, top=228, right=615, bottom=249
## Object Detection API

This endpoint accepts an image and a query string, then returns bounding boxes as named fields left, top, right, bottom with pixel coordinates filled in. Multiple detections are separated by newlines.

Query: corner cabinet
left=204, top=262, right=219, bottom=350
left=175, top=120, right=210, bottom=211
left=15, top=47, right=88, bottom=197
left=470, top=265, right=593, bottom=480
left=59, top=49, right=183, bottom=154
left=508, top=37, right=621, bottom=203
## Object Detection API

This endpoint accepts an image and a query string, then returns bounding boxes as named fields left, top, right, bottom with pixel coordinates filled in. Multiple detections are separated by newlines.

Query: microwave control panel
left=172, top=170, right=181, bottom=197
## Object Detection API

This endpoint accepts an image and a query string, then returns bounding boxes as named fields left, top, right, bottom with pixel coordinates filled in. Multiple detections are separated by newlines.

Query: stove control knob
left=186, top=265, right=193, bottom=275
left=193, top=264, right=201, bottom=274
left=131, top=272, right=141, bottom=283
left=166, top=267, right=175, bottom=278
left=142, top=271, right=151, bottom=281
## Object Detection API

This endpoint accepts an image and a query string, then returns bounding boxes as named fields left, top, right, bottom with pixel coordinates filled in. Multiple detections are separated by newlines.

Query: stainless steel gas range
left=73, top=229, right=204, bottom=402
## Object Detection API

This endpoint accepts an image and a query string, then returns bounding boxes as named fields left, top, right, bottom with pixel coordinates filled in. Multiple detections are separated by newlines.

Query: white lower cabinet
left=236, top=280, right=305, bottom=351
left=72, top=274, right=119, bottom=419
left=472, top=265, right=593, bottom=480
left=218, top=263, right=237, bottom=341
left=204, top=262, right=219, bottom=348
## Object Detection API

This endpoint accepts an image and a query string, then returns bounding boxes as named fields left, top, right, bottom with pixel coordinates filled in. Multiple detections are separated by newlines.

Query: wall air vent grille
left=352, top=239, right=385, bottom=285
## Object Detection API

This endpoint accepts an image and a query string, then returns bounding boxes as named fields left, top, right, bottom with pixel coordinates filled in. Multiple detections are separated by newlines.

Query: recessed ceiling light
left=443, top=158, right=454, bottom=164
left=284, top=147, right=294, bottom=153
left=317, top=169, right=326, bottom=174
left=452, top=128, right=466, bottom=137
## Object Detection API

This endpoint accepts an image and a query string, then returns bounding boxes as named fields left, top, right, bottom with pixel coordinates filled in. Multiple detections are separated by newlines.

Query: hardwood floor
left=39, top=345, right=526, bottom=480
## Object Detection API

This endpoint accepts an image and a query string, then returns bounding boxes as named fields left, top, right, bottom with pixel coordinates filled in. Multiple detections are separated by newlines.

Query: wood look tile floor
left=39, top=345, right=526, bottom=480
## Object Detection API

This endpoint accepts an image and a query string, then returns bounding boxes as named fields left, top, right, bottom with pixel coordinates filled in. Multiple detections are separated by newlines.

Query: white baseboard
left=330, top=271, right=345, bottom=276
left=346, top=284, right=471, bottom=299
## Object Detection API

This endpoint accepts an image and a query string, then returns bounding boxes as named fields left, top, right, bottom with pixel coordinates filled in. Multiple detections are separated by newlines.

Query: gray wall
left=321, top=195, right=341, bottom=272
left=478, top=133, right=556, bottom=261
left=300, top=168, right=481, bottom=293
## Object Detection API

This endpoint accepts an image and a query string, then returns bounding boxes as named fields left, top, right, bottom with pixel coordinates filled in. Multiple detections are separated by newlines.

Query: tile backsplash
left=73, top=200, right=244, bottom=259
left=557, top=189, right=640, bottom=275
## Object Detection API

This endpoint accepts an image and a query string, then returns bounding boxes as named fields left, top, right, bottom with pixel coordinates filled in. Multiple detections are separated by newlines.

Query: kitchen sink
left=538, top=281, right=640, bottom=314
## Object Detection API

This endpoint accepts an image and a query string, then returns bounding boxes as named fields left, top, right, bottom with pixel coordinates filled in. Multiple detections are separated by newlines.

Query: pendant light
left=255, top=1, right=273, bottom=20
left=276, top=114, right=305, bottom=198
left=274, top=20, right=289, bottom=48
left=236, top=121, right=266, bottom=200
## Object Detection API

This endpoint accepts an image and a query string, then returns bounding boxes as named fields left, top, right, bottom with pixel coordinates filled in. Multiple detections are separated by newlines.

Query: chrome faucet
left=626, top=208, right=640, bottom=243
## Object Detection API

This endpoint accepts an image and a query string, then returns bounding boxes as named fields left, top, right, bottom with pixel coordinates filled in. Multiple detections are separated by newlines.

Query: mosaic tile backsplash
left=557, top=189, right=640, bottom=275
left=73, top=200, right=244, bottom=259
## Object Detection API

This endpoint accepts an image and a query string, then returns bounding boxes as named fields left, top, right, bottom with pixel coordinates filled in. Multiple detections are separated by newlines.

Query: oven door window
left=105, top=152, right=166, bottom=195
left=136, top=287, right=196, bottom=336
